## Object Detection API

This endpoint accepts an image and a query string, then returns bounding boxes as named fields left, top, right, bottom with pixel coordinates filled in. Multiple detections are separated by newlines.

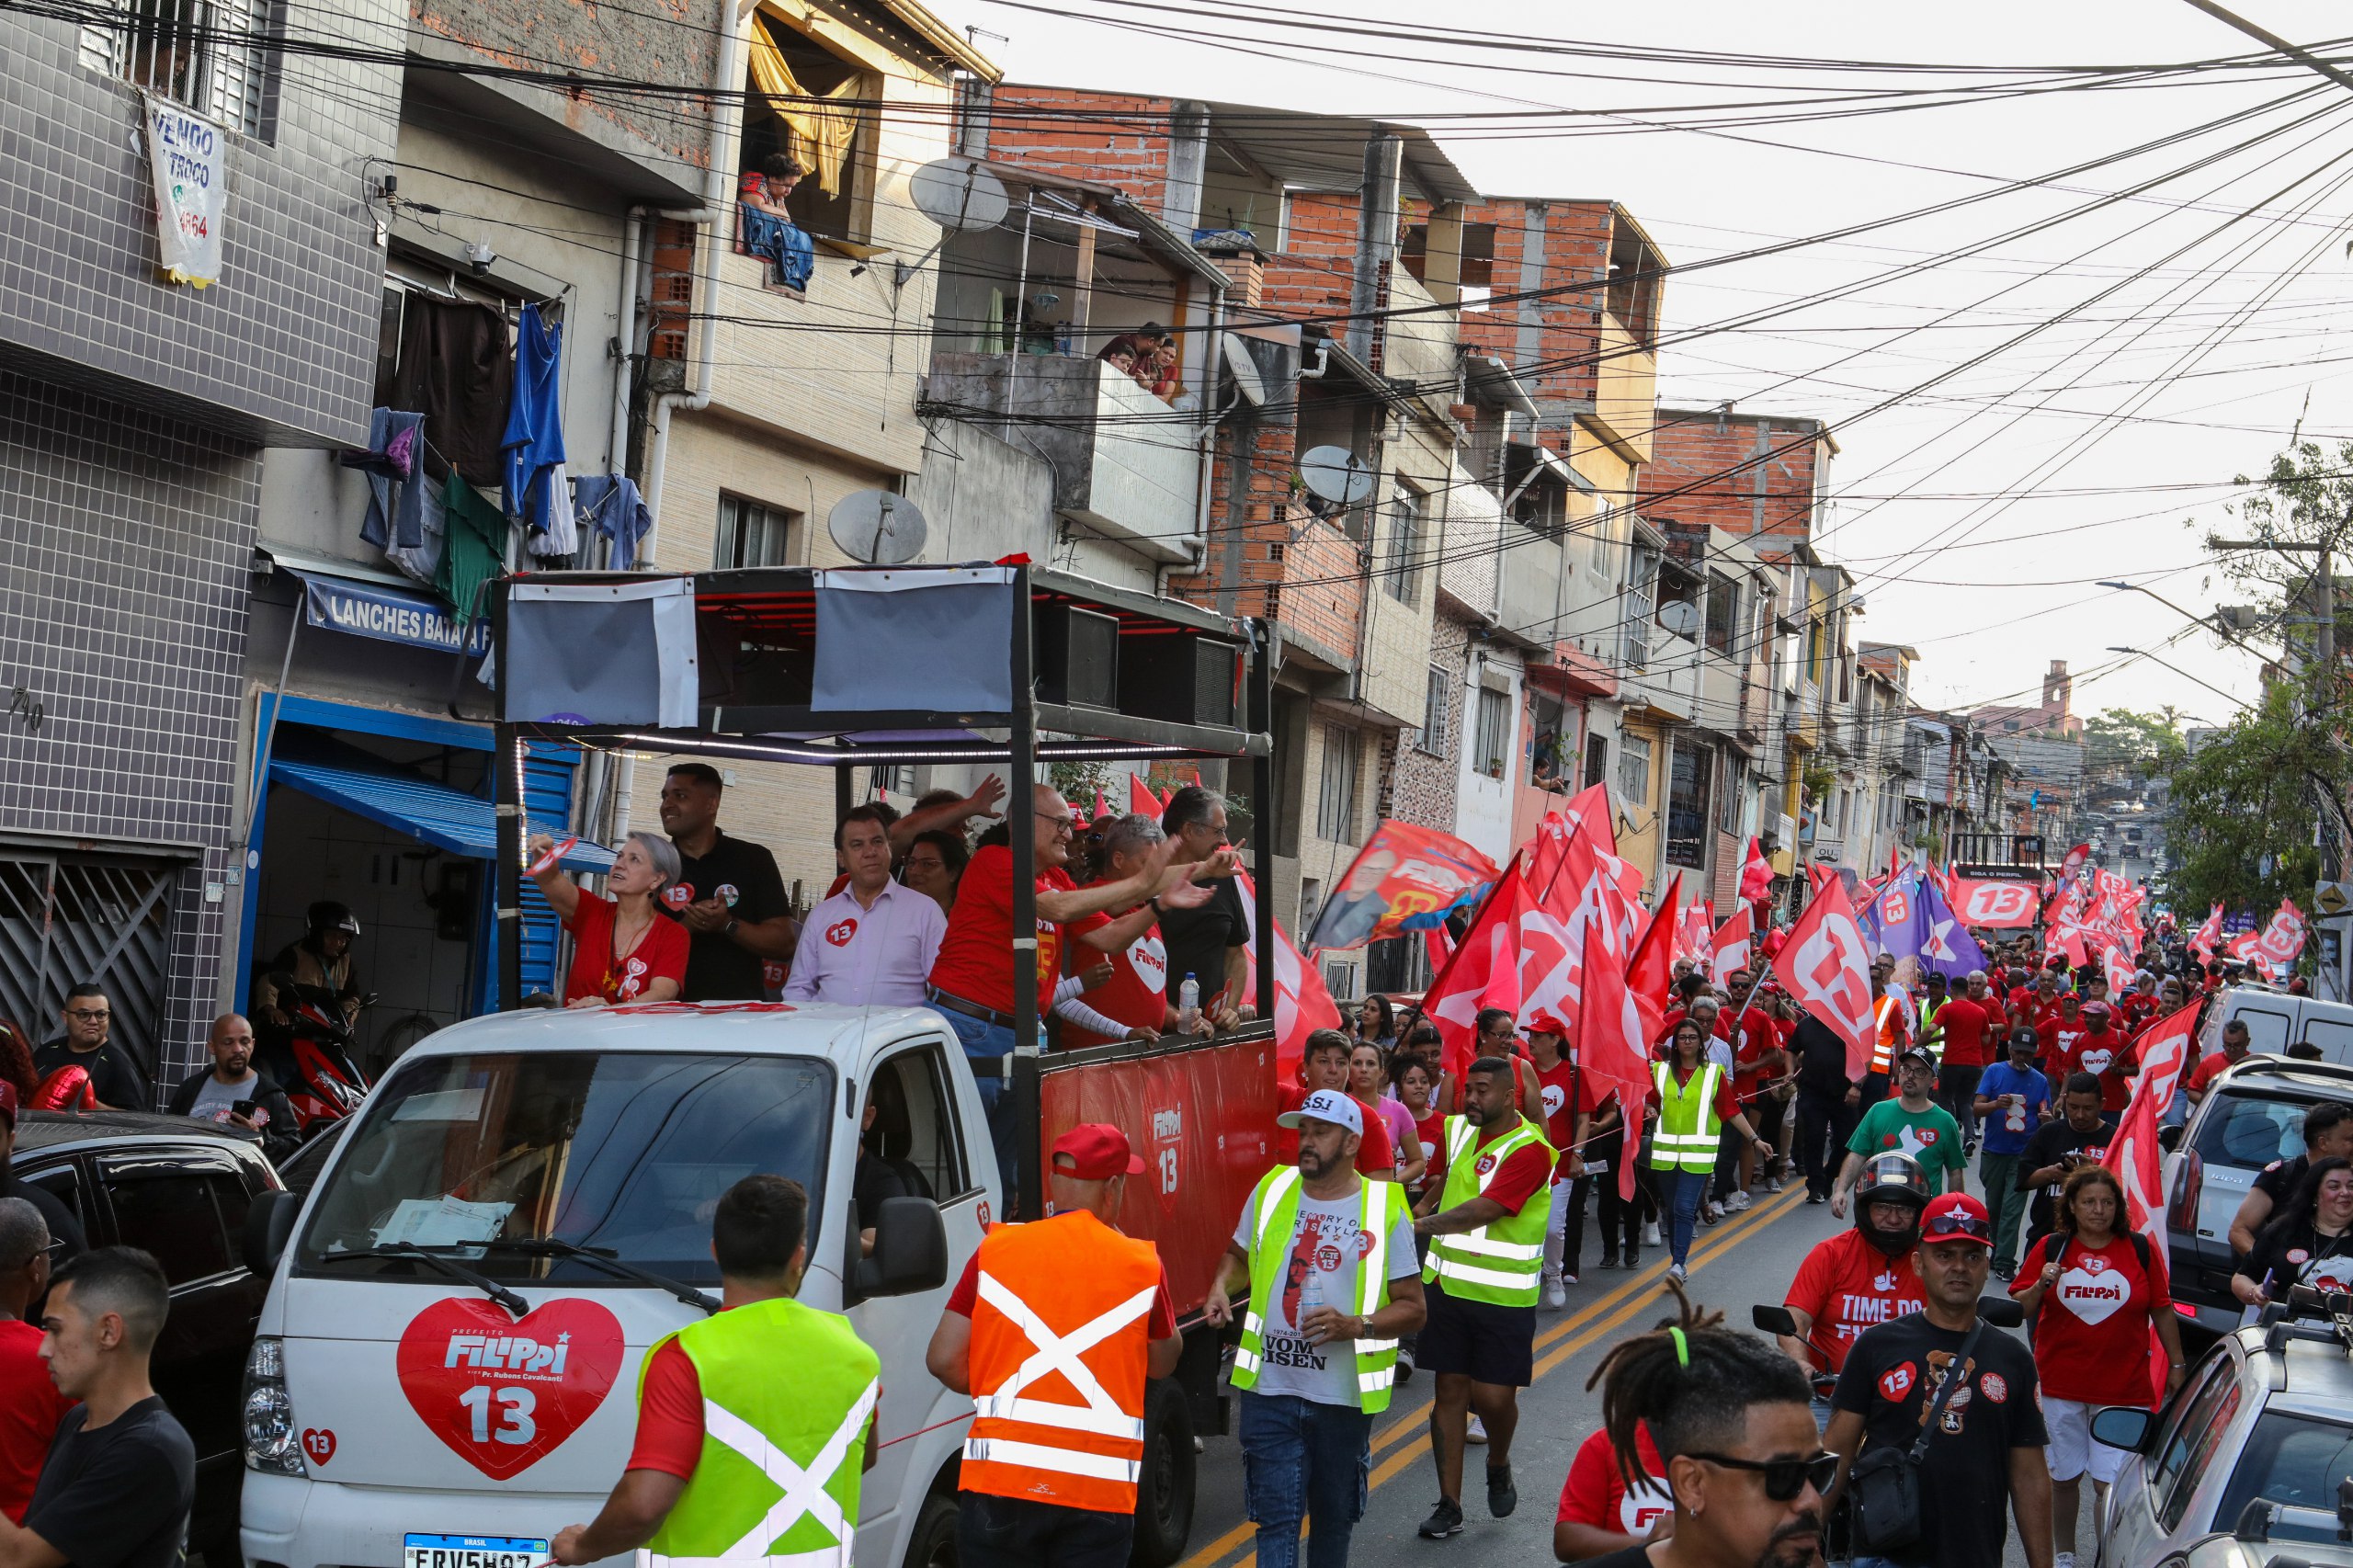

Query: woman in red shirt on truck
left=529, top=832, right=689, bottom=1007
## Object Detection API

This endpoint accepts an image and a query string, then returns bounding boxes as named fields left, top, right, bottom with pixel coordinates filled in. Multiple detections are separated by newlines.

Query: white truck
left=236, top=1000, right=1274, bottom=1568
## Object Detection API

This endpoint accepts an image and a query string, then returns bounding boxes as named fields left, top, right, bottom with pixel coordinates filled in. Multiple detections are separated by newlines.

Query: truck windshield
left=295, top=1051, right=833, bottom=1287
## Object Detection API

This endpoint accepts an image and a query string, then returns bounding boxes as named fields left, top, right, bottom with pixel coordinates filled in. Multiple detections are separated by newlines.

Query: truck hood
left=275, top=1275, right=710, bottom=1492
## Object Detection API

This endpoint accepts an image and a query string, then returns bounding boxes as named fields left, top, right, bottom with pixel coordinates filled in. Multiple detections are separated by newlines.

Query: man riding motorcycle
left=1779, top=1153, right=1930, bottom=1424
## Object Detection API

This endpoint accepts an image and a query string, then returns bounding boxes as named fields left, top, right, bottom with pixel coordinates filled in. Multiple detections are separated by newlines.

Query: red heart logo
left=826, top=919, right=857, bottom=947
left=395, top=1297, right=626, bottom=1480
left=301, top=1427, right=336, bottom=1465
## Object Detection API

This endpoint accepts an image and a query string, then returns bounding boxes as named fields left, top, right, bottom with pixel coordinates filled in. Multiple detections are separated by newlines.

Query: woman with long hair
left=1355, top=994, right=1396, bottom=1051
left=2011, top=1164, right=2186, bottom=1565
left=0, top=1018, right=35, bottom=1105
left=1644, top=1019, right=1774, bottom=1283
left=529, top=832, right=690, bottom=1007
left=2236, top=1154, right=2353, bottom=1303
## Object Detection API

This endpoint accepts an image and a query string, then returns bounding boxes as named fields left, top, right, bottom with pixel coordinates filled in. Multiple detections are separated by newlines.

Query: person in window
left=529, top=832, right=690, bottom=1007
left=736, top=154, right=814, bottom=291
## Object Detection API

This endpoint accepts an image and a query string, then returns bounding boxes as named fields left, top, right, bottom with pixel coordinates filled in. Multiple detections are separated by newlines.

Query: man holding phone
left=165, top=1014, right=298, bottom=1162
left=2013, top=1074, right=2114, bottom=1261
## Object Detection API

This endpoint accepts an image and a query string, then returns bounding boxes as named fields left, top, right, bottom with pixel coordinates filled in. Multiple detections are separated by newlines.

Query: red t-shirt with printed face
left=1784, top=1229, right=1927, bottom=1373
left=1273, top=1081, right=1395, bottom=1176
left=1556, top=1423, right=1672, bottom=1538
left=2010, top=1231, right=2171, bottom=1407
left=1060, top=893, right=1169, bottom=1050
left=928, top=846, right=1080, bottom=1014
left=1935, top=996, right=1992, bottom=1068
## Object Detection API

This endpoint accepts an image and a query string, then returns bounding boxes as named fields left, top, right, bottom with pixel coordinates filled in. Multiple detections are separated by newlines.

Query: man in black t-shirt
left=1824, top=1193, right=2052, bottom=1568
left=1158, top=788, right=1254, bottom=1028
left=3, top=1248, right=194, bottom=1568
left=30, top=986, right=146, bottom=1112
left=657, top=764, right=799, bottom=1002
left=1791, top=1013, right=1862, bottom=1202
left=2229, top=1101, right=2353, bottom=1255
left=2015, top=1074, right=2115, bottom=1256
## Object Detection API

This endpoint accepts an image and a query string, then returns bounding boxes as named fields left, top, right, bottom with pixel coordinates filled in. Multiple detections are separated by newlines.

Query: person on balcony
left=737, top=154, right=814, bottom=291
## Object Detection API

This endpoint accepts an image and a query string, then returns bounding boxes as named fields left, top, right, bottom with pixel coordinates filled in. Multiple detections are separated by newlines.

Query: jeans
left=1981, top=1151, right=2028, bottom=1267
left=1659, top=1167, right=1711, bottom=1265
left=1938, top=1063, right=1984, bottom=1145
left=957, top=1492, right=1132, bottom=1568
left=1796, top=1089, right=1861, bottom=1199
left=1238, top=1391, right=1376, bottom=1568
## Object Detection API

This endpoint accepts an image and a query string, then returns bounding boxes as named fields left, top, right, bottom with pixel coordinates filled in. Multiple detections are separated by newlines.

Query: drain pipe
left=1167, top=282, right=1225, bottom=589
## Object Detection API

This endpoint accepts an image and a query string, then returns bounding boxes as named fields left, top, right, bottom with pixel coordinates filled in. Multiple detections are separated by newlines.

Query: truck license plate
left=404, top=1534, right=550, bottom=1568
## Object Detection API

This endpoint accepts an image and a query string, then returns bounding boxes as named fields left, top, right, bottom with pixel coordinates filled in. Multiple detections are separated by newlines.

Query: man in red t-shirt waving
left=1778, top=1153, right=1928, bottom=1428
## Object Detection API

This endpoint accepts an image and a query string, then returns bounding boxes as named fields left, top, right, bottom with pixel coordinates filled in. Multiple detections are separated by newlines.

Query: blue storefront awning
left=270, top=756, right=616, bottom=873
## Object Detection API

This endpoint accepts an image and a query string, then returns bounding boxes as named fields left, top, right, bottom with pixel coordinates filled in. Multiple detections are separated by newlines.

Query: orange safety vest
left=959, top=1209, right=1161, bottom=1514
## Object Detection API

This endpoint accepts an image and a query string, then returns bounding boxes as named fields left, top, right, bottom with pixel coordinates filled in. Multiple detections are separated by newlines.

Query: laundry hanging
left=391, top=296, right=511, bottom=489
left=571, top=474, right=654, bottom=570
left=501, top=301, right=572, bottom=552
left=745, top=16, right=869, bottom=198
left=439, top=472, right=506, bottom=627
left=353, top=407, right=426, bottom=551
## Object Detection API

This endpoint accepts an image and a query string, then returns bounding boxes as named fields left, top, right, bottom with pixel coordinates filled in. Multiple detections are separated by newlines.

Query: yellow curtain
left=746, top=16, right=867, bottom=199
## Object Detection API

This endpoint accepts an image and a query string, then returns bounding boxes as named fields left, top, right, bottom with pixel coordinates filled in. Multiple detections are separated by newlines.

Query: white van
left=237, top=1003, right=990, bottom=1568
left=2204, top=985, right=2353, bottom=1065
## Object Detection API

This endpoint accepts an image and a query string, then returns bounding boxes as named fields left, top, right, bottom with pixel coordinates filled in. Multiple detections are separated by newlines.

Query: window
left=15, top=1164, right=84, bottom=1266
left=1623, top=547, right=1657, bottom=669
left=1705, top=571, right=1739, bottom=654
left=86, top=0, right=275, bottom=137
left=106, top=1167, right=235, bottom=1285
left=864, top=1043, right=968, bottom=1204
left=869, top=764, right=917, bottom=797
left=1419, top=665, right=1451, bottom=757
left=716, top=494, right=798, bottom=568
left=1618, top=733, right=1652, bottom=806
left=1717, top=753, right=1745, bottom=835
left=1317, top=728, right=1360, bottom=842
left=1472, top=687, right=1511, bottom=782
left=1665, top=742, right=1711, bottom=869
left=1584, top=733, right=1608, bottom=790
left=1385, top=483, right=1425, bottom=604
left=740, top=14, right=877, bottom=245
left=1530, top=692, right=1570, bottom=789
left=1300, top=877, right=1323, bottom=933
left=2214, top=1414, right=2353, bottom=1531
left=1367, top=935, right=1432, bottom=995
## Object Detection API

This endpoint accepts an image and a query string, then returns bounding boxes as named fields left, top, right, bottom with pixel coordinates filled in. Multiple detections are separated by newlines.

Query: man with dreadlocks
left=1565, top=1284, right=1828, bottom=1568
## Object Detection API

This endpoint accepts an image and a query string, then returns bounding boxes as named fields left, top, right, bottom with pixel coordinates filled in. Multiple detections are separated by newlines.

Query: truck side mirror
left=1976, top=1296, right=2025, bottom=1329
left=856, top=1196, right=948, bottom=1299
left=244, top=1187, right=301, bottom=1279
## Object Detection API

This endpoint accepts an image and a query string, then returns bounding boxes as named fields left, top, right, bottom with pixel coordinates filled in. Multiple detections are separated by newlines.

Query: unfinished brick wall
left=979, top=85, right=1176, bottom=195
left=1167, top=413, right=1365, bottom=665
left=1639, top=411, right=1828, bottom=553
left=1448, top=199, right=1614, bottom=448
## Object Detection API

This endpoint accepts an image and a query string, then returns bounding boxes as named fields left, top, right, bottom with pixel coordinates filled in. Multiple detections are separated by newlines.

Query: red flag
left=1422, top=924, right=1455, bottom=975
left=2255, top=898, right=2310, bottom=979
left=1774, top=879, right=1878, bottom=1081
left=1423, top=859, right=1530, bottom=1078
left=1711, top=903, right=1756, bottom=974
left=2188, top=903, right=2223, bottom=964
left=1236, top=869, right=1338, bottom=1084
left=1949, top=877, right=2040, bottom=928
left=1581, top=860, right=1665, bottom=1201
left=1739, top=836, right=1775, bottom=903
left=1093, top=788, right=1110, bottom=822
left=1128, top=774, right=1161, bottom=817
left=1644, top=871, right=1684, bottom=963
left=1526, top=783, right=1615, bottom=908
left=2104, top=1000, right=2198, bottom=1404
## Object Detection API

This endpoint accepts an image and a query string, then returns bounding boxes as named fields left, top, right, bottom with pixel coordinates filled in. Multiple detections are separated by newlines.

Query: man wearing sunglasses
left=1822, top=1193, right=2053, bottom=1568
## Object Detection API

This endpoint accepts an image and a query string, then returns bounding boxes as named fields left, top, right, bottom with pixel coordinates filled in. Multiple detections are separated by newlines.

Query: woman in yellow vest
left=1205, top=1088, right=1426, bottom=1568
left=1649, top=1019, right=1776, bottom=1285
left=550, top=1176, right=880, bottom=1568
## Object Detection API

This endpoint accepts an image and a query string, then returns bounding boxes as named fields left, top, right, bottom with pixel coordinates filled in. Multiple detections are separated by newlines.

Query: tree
left=2083, top=707, right=2187, bottom=778
left=2164, top=683, right=2338, bottom=915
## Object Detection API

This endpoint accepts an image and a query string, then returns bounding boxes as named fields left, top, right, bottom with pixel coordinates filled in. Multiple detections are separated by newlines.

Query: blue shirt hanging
left=571, top=473, right=654, bottom=570
left=501, top=302, right=568, bottom=535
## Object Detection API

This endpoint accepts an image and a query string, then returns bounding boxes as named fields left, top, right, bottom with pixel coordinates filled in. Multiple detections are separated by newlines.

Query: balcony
left=926, top=351, right=1201, bottom=559
left=1495, top=522, right=1563, bottom=644
left=1621, top=628, right=1699, bottom=722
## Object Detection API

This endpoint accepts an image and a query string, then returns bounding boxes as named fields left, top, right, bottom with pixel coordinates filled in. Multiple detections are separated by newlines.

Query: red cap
left=1526, top=1011, right=1569, bottom=1038
left=0, top=1079, right=15, bottom=1127
left=1919, top=1192, right=1993, bottom=1248
left=1051, top=1123, right=1144, bottom=1180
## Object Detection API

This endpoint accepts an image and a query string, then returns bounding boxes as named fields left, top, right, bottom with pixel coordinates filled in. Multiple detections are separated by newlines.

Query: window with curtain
left=717, top=494, right=798, bottom=568
left=742, top=14, right=875, bottom=244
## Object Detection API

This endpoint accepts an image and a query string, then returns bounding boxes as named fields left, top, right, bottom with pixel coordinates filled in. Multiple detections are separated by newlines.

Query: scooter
left=259, top=977, right=375, bottom=1133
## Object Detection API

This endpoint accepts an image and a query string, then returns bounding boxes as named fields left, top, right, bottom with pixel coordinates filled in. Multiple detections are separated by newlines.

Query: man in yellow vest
left=1411, top=1055, right=1555, bottom=1540
left=925, top=1123, right=1182, bottom=1568
left=550, top=1175, right=880, bottom=1568
left=1204, top=1087, right=1425, bottom=1568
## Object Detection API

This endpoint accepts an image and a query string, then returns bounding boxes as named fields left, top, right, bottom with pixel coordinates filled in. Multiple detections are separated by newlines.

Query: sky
left=919, top=0, right=2353, bottom=727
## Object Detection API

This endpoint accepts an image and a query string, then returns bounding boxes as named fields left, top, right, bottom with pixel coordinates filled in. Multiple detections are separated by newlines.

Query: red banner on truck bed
left=1040, top=1035, right=1278, bottom=1319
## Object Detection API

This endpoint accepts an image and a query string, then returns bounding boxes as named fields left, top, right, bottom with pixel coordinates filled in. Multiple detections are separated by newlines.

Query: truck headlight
left=243, top=1336, right=307, bottom=1475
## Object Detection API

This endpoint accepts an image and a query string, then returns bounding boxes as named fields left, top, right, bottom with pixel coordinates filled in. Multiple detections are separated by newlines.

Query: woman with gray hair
left=528, top=831, right=689, bottom=1007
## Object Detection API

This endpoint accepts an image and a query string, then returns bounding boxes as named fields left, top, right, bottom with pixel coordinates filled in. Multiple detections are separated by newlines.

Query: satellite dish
left=909, top=158, right=1009, bottom=233
left=1221, top=334, right=1267, bottom=406
left=1299, top=445, right=1374, bottom=506
left=1656, top=599, right=1700, bottom=638
left=828, top=491, right=929, bottom=565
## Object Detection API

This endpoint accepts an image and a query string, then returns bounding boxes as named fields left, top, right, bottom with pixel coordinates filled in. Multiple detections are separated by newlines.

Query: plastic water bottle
left=1178, top=972, right=1200, bottom=1033
left=1300, top=1267, right=1325, bottom=1324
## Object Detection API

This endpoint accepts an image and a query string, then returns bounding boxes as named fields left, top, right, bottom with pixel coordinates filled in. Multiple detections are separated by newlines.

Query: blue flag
left=1863, top=869, right=1989, bottom=983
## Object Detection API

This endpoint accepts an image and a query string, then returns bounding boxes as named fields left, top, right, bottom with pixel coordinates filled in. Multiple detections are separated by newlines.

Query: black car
left=12, top=1109, right=282, bottom=1567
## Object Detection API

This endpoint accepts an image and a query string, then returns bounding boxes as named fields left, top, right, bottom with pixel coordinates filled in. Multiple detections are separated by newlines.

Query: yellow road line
left=1174, top=1187, right=1813, bottom=1568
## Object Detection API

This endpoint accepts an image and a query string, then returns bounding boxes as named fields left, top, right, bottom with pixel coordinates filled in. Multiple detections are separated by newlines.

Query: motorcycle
left=259, top=976, right=375, bottom=1134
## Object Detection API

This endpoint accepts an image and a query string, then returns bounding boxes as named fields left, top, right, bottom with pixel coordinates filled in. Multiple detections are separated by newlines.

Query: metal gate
left=0, top=850, right=177, bottom=1076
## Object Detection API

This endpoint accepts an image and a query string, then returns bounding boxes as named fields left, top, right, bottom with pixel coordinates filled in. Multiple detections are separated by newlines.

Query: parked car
left=2093, top=1314, right=2353, bottom=1568
left=2165, top=1058, right=2353, bottom=1344
left=12, top=1108, right=282, bottom=1566
left=2201, top=985, right=2353, bottom=1064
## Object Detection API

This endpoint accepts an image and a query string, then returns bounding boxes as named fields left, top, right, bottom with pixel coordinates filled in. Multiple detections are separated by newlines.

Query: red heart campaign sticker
left=301, top=1427, right=336, bottom=1465
left=1879, top=1361, right=1915, bottom=1401
left=395, top=1297, right=625, bottom=1480
left=826, top=919, right=858, bottom=947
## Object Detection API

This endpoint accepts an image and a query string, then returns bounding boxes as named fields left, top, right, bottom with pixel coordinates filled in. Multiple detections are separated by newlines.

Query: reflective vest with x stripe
left=961, top=1209, right=1162, bottom=1513
left=638, top=1297, right=881, bottom=1568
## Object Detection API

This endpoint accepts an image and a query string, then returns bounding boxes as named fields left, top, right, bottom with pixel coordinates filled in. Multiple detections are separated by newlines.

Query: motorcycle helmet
left=306, top=901, right=361, bottom=938
left=1853, top=1152, right=1930, bottom=1257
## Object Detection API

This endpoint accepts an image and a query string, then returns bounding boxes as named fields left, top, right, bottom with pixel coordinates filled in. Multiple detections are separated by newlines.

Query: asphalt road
left=1174, top=1185, right=2075, bottom=1568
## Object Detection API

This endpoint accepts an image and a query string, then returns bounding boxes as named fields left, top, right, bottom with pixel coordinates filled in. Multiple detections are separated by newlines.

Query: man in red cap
left=926, top=1123, right=1180, bottom=1568
left=1823, top=1191, right=2053, bottom=1568
left=0, top=1083, right=83, bottom=1268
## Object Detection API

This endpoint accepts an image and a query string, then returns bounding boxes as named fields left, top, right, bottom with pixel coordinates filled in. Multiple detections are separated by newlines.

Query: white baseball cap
left=1277, top=1088, right=1363, bottom=1136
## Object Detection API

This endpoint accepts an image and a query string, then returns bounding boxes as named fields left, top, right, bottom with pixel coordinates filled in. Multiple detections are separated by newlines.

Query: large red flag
left=1739, top=836, right=1775, bottom=903
left=1711, top=903, right=1756, bottom=975
left=2103, top=1001, right=2200, bottom=1400
left=2254, top=898, right=2310, bottom=980
left=1582, top=861, right=1665, bottom=1200
left=2188, top=903, right=2223, bottom=964
left=1774, top=879, right=1878, bottom=1082
left=1235, top=869, right=1338, bottom=1085
left=1423, top=861, right=1530, bottom=1078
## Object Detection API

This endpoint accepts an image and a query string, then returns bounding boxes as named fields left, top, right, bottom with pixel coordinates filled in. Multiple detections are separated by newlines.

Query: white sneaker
left=2054, top=1553, right=2075, bottom=1568
left=1466, top=1413, right=1489, bottom=1445
left=1766, top=1175, right=1785, bottom=1193
left=1642, top=1221, right=1662, bottom=1247
left=1726, top=1191, right=1752, bottom=1212
left=1561, top=1271, right=1579, bottom=1287
left=1705, top=1201, right=1725, bottom=1221
left=1667, top=1262, right=1688, bottom=1283
left=1541, top=1277, right=1568, bottom=1311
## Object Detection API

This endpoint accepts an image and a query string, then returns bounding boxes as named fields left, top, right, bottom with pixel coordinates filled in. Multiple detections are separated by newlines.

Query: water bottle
left=1178, top=972, right=1200, bottom=1033
left=1300, top=1266, right=1325, bottom=1325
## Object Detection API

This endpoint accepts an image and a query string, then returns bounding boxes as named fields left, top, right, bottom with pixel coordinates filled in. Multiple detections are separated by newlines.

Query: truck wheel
left=1131, top=1379, right=1196, bottom=1568
left=906, top=1491, right=958, bottom=1568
